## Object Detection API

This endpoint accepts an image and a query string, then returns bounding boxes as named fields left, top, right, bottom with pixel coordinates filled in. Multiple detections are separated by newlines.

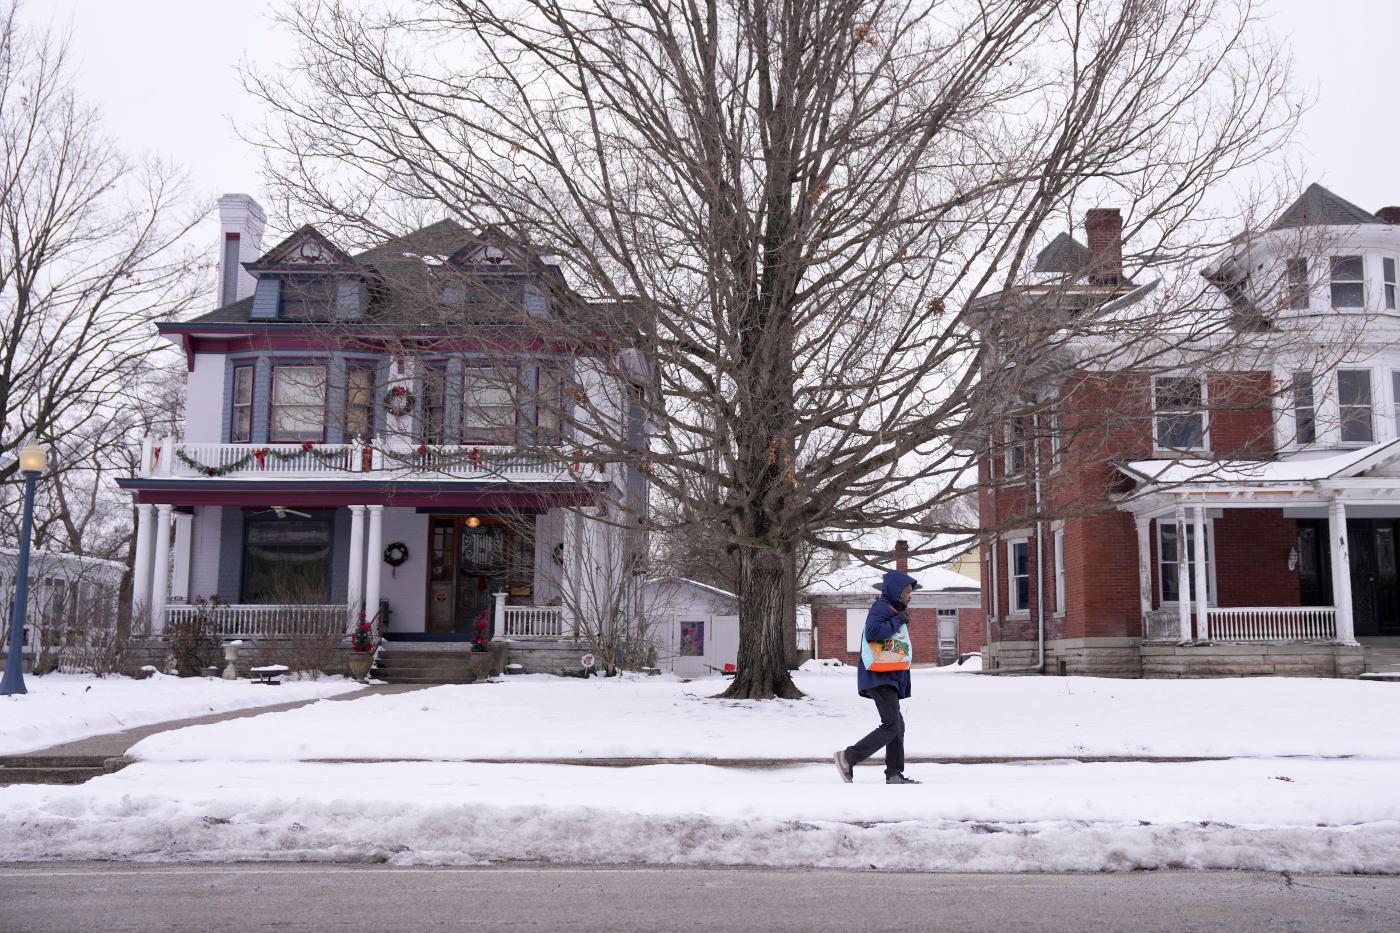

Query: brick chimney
left=1378, top=206, right=1400, bottom=225
left=894, top=539, right=908, bottom=571
left=217, top=194, right=267, bottom=307
left=1084, top=208, right=1123, bottom=284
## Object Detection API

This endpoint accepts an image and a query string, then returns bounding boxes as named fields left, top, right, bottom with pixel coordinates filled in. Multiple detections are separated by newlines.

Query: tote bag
left=861, top=619, right=912, bottom=672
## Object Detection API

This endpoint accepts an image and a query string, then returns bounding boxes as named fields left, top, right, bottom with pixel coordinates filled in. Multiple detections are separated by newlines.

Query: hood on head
left=880, top=570, right=920, bottom=606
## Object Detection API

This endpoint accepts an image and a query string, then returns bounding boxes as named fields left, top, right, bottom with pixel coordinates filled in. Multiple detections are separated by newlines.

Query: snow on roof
left=642, top=576, right=736, bottom=600
left=1117, top=439, right=1400, bottom=487
left=805, top=560, right=979, bottom=596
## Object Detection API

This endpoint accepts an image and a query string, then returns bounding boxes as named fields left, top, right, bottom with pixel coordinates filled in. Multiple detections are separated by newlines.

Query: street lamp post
left=1, top=444, right=49, bottom=696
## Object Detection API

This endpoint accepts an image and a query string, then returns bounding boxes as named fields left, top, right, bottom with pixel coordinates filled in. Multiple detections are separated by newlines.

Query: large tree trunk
left=720, top=546, right=802, bottom=700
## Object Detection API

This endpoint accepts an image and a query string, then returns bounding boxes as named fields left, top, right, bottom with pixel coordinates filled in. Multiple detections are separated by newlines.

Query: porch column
left=1135, top=515, right=1152, bottom=619
left=1328, top=498, right=1357, bottom=644
left=1193, top=506, right=1210, bottom=642
left=150, top=504, right=173, bottom=633
left=131, top=503, right=155, bottom=622
left=493, top=591, right=509, bottom=641
left=347, top=505, right=366, bottom=625
left=170, top=512, right=193, bottom=602
left=363, top=505, right=383, bottom=624
left=1174, top=506, right=1191, bottom=641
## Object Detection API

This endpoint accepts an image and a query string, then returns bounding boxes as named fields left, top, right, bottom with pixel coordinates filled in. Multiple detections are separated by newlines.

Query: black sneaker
left=833, top=750, right=854, bottom=783
left=885, top=773, right=921, bottom=785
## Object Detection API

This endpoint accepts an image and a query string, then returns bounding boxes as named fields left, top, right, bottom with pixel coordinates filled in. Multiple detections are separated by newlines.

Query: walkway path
left=0, top=684, right=429, bottom=784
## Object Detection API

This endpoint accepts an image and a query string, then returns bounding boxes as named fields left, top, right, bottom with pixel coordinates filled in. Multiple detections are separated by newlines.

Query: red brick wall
left=959, top=607, right=985, bottom=655
left=978, top=367, right=1284, bottom=646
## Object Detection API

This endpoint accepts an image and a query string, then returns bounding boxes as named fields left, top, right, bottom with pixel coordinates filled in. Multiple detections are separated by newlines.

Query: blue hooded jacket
left=856, top=570, right=919, bottom=698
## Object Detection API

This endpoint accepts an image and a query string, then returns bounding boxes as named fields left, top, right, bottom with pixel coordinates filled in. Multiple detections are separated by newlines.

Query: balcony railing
left=165, top=603, right=349, bottom=639
left=145, top=440, right=586, bottom=483
left=1206, top=607, right=1337, bottom=643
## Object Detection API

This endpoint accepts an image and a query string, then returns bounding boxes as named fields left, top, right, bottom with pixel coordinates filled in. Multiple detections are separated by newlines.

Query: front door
left=424, top=516, right=534, bottom=638
left=1348, top=519, right=1400, bottom=637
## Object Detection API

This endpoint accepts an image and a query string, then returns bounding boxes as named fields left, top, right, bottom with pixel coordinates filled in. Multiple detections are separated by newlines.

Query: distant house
left=0, top=548, right=124, bottom=665
left=807, top=541, right=982, bottom=666
left=117, top=194, right=647, bottom=676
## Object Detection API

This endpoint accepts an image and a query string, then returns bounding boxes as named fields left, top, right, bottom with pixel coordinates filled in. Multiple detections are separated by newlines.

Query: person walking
left=834, top=569, right=921, bottom=784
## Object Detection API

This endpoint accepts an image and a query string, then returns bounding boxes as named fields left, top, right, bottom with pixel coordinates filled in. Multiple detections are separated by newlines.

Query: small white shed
left=641, top=577, right=740, bottom=679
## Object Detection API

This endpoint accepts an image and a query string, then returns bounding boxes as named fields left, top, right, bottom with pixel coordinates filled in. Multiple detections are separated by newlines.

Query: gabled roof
left=1269, top=183, right=1381, bottom=231
left=245, top=225, right=359, bottom=272
left=1034, top=232, right=1091, bottom=273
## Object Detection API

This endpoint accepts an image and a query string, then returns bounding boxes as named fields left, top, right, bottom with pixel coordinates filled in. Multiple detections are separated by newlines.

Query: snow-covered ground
left=4, top=667, right=1400, bottom=872
left=2, top=758, right=1397, bottom=871
left=0, top=673, right=364, bottom=755
left=130, top=666, right=1400, bottom=761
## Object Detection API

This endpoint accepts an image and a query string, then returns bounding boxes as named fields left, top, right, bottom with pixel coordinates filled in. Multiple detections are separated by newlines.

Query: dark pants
left=845, top=685, right=904, bottom=777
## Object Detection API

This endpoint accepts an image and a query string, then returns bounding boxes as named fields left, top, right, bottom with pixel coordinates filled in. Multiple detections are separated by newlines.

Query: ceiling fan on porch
left=252, top=507, right=313, bottom=520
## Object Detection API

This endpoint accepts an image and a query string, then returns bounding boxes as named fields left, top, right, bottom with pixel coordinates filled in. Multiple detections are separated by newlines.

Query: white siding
left=184, top=353, right=227, bottom=443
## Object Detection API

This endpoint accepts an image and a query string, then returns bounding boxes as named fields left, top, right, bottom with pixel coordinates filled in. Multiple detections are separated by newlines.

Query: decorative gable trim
left=245, top=225, right=359, bottom=274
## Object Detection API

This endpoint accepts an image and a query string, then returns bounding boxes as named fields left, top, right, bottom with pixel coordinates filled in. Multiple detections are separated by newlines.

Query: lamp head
left=17, top=444, right=47, bottom=474
left=466, top=515, right=481, bottom=528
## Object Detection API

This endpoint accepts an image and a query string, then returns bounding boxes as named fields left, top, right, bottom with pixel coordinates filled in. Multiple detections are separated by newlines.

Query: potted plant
left=473, top=608, right=490, bottom=651
left=348, top=610, right=376, bottom=681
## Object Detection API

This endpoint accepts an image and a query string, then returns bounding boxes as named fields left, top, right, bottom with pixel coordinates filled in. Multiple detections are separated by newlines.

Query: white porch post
left=1328, top=497, right=1357, bottom=644
left=131, top=503, right=155, bottom=621
left=347, top=505, right=366, bottom=625
left=363, top=505, right=383, bottom=624
left=1175, top=506, right=1191, bottom=641
left=493, top=591, right=509, bottom=641
left=170, top=512, right=193, bottom=601
left=150, top=504, right=173, bottom=633
left=1193, top=506, right=1210, bottom=643
left=1135, top=515, right=1152, bottom=620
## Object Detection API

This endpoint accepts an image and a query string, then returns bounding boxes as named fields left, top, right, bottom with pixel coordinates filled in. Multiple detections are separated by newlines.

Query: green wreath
left=385, top=385, right=415, bottom=417
left=383, top=542, right=410, bottom=567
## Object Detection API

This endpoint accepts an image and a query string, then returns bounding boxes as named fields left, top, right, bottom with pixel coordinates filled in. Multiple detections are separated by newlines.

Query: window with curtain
left=420, top=366, right=449, bottom=444
left=536, top=366, right=567, bottom=443
left=241, top=511, right=333, bottom=603
left=462, top=368, right=517, bottom=443
left=268, top=365, right=327, bottom=442
left=344, top=365, right=375, bottom=440
left=230, top=365, right=254, bottom=443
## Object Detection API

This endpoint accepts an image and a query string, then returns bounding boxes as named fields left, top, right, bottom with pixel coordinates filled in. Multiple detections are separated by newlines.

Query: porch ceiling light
left=466, top=515, right=481, bottom=528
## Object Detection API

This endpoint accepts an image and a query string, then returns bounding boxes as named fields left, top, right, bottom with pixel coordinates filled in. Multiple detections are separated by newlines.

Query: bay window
left=1338, top=369, right=1374, bottom=444
left=268, top=364, right=327, bottom=443
left=1330, top=256, right=1365, bottom=308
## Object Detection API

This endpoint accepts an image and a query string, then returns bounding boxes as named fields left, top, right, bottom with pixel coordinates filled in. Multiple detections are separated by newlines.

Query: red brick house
left=808, top=541, right=983, bottom=667
left=974, top=187, right=1400, bottom=678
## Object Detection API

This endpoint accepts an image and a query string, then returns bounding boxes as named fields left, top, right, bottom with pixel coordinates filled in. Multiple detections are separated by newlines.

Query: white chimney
left=217, top=194, right=266, bottom=306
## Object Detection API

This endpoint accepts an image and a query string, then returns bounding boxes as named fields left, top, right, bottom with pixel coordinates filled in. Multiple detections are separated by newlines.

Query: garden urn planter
left=348, top=651, right=373, bottom=681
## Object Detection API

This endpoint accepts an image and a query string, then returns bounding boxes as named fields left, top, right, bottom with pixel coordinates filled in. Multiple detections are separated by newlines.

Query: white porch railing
left=501, top=605, right=565, bottom=639
left=154, top=440, right=579, bottom=482
left=1142, top=608, right=1182, bottom=642
left=1205, top=607, right=1337, bottom=643
left=164, top=603, right=348, bottom=639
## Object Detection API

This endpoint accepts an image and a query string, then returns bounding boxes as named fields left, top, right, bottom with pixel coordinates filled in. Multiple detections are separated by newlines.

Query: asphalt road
left=1, top=863, right=1397, bottom=932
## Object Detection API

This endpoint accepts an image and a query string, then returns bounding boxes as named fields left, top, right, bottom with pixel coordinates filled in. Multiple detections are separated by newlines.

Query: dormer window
left=280, top=275, right=337, bottom=319
left=1330, top=256, right=1365, bottom=308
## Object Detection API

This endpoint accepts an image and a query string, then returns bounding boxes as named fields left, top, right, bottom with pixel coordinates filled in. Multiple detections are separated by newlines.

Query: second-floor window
left=1338, top=369, right=1374, bottom=444
left=1153, top=376, right=1207, bottom=451
left=345, top=365, right=375, bottom=440
left=1293, top=372, right=1316, bottom=445
left=1005, top=417, right=1027, bottom=476
left=1386, top=258, right=1398, bottom=311
left=535, top=366, right=566, bottom=443
left=1330, top=256, right=1365, bottom=308
left=1284, top=257, right=1309, bottom=310
left=462, top=368, right=517, bottom=444
left=269, top=364, right=327, bottom=443
left=421, top=366, right=449, bottom=444
left=230, top=365, right=253, bottom=443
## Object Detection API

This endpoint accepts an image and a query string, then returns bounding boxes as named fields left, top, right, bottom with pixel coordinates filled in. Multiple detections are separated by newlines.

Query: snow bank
left=2, top=759, right=1397, bottom=872
left=0, top=673, right=363, bottom=755
left=130, top=668, right=1400, bottom=762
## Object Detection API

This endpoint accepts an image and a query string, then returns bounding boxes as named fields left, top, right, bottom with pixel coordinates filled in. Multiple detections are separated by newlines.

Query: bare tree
left=0, top=1, right=203, bottom=536
left=247, top=0, right=1305, bottom=698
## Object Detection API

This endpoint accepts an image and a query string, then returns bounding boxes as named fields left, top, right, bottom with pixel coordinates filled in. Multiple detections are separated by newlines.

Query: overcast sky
left=43, top=0, right=1400, bottom=231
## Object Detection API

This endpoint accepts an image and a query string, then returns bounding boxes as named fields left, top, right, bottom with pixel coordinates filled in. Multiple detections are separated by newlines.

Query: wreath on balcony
left=383, top=541, right=410, bottom=567
left=385, top=385, right=415, bottom=417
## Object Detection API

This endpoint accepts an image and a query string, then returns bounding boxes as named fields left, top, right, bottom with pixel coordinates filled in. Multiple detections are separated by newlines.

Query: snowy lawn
left=2, top=757, right=1398, bottom=872
left=129, top=667, right=1400, bottom=762
left=0, top=673, right=364, bottom=755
